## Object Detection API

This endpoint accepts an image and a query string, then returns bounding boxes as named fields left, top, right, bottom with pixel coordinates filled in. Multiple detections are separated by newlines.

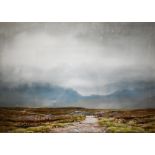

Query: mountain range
left=0, top=81, right=155, bottom=108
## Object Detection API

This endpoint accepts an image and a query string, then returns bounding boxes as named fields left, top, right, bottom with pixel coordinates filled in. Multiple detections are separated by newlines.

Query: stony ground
left=50, top=116, right=105, bottom=133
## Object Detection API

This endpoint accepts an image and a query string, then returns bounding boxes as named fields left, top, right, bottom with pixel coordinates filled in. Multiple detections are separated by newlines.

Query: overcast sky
left=0, top=23, right=155, bottom=95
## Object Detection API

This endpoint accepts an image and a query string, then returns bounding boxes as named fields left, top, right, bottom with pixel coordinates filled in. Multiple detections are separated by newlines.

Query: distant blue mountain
left=0, top=83, right=82, bottom=107
left=80, top=81, right=155, bottom=108
left=0, top=81, right=155, bottom=108
left=86, top=81, right=155, bottom=99
left=105, top=81, right=155, bottom=99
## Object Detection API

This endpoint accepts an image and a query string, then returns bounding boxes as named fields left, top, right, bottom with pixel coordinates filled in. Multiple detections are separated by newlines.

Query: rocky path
left=51, top=116, right=105, bottom=133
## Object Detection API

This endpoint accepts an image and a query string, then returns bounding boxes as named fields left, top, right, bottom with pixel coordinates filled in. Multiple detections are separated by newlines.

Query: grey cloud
left=0, top=23, right=155, bottom=97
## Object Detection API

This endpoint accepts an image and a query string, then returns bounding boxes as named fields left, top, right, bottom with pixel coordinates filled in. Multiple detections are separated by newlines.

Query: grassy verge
left=98, top=117, right=145, bottom=132
left=11, top=115, right=85, bottom=133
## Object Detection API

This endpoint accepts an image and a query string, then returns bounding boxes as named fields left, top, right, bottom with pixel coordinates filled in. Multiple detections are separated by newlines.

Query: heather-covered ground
left=0, top=107, right=155, bottom=133
left=97, top=109, right=155, bottom=132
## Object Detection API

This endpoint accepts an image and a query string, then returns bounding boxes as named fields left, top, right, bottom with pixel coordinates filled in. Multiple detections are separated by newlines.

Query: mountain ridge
left=0, top=81, right=155, bottom=108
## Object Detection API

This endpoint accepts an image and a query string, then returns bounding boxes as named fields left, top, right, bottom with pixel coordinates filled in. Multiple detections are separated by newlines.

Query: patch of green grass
left=12, top=122, right=71, bottom=133
left=12, top=128, right=31, bottom=133
left=107, top=126, right=145, bottom=133
left=98, top=117, right=145, bottom=133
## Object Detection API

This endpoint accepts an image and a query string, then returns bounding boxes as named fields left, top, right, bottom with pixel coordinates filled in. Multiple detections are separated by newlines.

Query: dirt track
left=51, top=116, right=105, bottom=133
